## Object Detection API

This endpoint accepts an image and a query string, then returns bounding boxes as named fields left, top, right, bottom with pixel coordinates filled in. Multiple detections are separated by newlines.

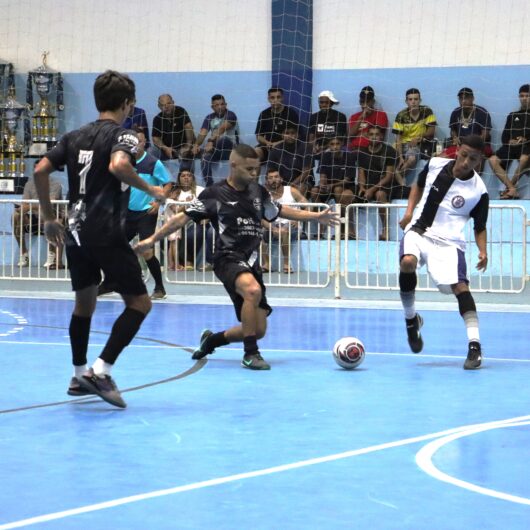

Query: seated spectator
left=152, top=93, right=195, bottom=178
left=13, top=175, right=63, bottom=268
left=308, top=90, right=348, bottom=158
left=357, top=126, right=409, bottom=241
left=192, top=94, right=239, bottom=187
left=348, top=86, right=389, bottom=154
left=488, top=84, right=530, bottom=199
left=392, top=88, right=437, bottom=182
left=261, top=168, right=307, bottom=273
left=255, top=87, right=300, bottom=161
left=267, top=125, right=313, bottom=196
left=123, top=98, right=150, bottom=148
left=165, top=170, right=213, bottom=271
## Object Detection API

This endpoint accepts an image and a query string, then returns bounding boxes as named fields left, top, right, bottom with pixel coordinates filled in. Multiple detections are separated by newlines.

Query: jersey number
left=78, top=150, right=94, bottom=195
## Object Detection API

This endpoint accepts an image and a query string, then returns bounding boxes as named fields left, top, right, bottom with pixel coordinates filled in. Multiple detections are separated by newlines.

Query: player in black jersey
left=34, top=70, right=166, bottom=408
left=135, top=144, right=339, bottom=370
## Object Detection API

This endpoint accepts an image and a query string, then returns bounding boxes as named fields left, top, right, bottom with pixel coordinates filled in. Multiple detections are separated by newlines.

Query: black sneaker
left=151, top=287, right=167, bottom=300
left=192, top=329, right=214, bottom=360
left=97, top=283, right=114, bottom=296
left=406, top=313, right=424, bottom=353
left=77, top=368, right=127, bottom=408
left=464, top=341, right=482, bottom=370
left=67, top=377, right=96, bottom=397
left=241, top=352, right=271, bottom=370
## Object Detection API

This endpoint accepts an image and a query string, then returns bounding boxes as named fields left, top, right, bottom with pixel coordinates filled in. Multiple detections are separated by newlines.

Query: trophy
left=27, top=51, right=64, bottom=156
left=0, top=87, right=29, bottom=192
left=0, top=59, right=15, bottom=104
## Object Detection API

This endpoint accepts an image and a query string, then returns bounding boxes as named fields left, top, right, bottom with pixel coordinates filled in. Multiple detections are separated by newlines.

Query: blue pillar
left=271, top=0, right=313, bottom=128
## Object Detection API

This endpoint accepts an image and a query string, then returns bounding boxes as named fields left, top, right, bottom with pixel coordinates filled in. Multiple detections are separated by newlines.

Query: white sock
left=463, top=312, right=480, bottom=343
left=92, top=357, right=113, bottom=376
left=74, top=365, right=88, bottom=378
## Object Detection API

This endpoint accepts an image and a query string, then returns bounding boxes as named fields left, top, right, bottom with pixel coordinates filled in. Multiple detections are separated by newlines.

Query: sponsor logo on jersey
left=227, top=201, right=238, bottom=206
left=118, top=133, right=139, bottom=153
left=451, top=195, right=465, bottom=208
left=253, top=198, right=261, bottom=211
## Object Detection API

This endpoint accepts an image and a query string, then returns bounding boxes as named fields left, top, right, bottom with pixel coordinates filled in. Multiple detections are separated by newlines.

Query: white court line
left=416, top=419, right=530, bottom=505
left=1, top=414, right=529, bottom=530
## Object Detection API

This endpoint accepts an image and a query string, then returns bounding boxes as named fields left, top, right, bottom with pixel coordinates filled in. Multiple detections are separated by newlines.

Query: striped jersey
left=406, top=157, right=489, bottom=250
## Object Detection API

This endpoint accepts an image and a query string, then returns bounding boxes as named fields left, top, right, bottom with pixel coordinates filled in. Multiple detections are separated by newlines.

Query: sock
left=400, top=291, right=416, bottom=320
left=243, top=335, right=259, bottom=356
left=462, top=311, right=480, bottom=343
left=207, top=331, right=230, bottom=352
left=74, top=365, right=88, bottom=378
left=92, top=357, right=114, bottom=376
left=69, top=315, right=91, bottom=367
left=146, top=256, right=164, bottom=290
left=99, top=308, right=147, bottom=365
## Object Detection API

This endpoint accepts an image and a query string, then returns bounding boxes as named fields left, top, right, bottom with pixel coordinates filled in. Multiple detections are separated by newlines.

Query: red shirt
left=348, top=109, right=389, bottom=149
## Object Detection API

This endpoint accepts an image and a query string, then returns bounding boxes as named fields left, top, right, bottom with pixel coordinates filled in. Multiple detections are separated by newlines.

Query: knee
left=400, top=255, right=417, bottom=273
left=256, top=326, right=266, bottom=340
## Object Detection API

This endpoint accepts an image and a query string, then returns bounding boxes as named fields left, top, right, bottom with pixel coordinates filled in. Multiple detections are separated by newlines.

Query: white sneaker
left=18, top=253, right=29, bottom=267
left=43, top=250, right=56, bottom=269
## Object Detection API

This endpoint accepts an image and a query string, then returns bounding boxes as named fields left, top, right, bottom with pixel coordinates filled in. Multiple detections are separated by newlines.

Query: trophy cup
left=0, top=87, right=29, bottom=192
left=0, top=59, right=15, bottom=104
left=27, top=52, right=64, bottom=156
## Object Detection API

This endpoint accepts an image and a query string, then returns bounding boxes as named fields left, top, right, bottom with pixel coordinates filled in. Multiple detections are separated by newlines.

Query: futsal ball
left=332, top=337, right=365, bottom=369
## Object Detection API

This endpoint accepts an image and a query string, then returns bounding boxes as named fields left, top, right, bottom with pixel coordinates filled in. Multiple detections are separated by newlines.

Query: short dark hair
left=367, top=125, right=385, bottom=134
left=131, top=124, right=146, bottom=136
left=460, top=134, right=485, bottom=153
left=268, top=87, right=284, bottom=96
left=233, top=143, right=259, bottom=159
left=519, top=84, right=530, bottom=94
left=266, top=165, right=280, bottom=175
left=406, top=88, right=421, bottom=97
left=211, top=94, right=225, bottom=102
left=94, top=70, right=135, bottom=112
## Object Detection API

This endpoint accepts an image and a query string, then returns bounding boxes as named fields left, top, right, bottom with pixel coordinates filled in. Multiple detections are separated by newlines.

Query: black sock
left=243, top=335, right=259, bottom=356
left=206, top=331, right=229, bottom=352
left=146, top=256, right=164, bottom=290
left=69, top=315, right=91, bottom=366
left=100, top=308, right=146, bottom=365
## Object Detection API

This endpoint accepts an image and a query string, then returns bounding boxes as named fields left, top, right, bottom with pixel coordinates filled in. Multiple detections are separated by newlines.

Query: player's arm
left=279, top=204, right=339, bottom=226
left=470, top=192, right=489, bottom=271
left=134, top=210, right=192, bottom=253
left=474, top=229, right=488, bottom=271
left=110, top=150, right=165, bottom=202
left=398, top=184, right=423, bottom=229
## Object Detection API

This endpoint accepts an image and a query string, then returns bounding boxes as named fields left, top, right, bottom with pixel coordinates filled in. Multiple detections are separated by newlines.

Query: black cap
left=359, top=86, right=375, bottom=100
left=458, top=87, right=474, bottom=97
left=519, top=84, right=530, bottom=94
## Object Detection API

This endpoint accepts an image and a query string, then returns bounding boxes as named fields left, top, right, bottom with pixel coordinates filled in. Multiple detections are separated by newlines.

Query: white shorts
left=400, top=230, right=468, bottom=293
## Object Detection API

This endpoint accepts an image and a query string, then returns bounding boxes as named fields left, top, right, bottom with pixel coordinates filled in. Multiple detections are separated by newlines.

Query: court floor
left=0, top=296, right=529, bottom=529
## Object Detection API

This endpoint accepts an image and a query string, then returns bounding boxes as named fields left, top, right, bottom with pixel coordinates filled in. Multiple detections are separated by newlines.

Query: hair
left=158, top=93, right=174, bottom=105
left=266, top=164, right=280, bottom=175
left=268, top=87, right=284, bottom=96
left=211, top=94, right=225, bottom=102
left=367, top=125, right=385, bottom=134
left=93, top=70, right=135, bottom=112
left=131, top=124, right=146, bottom=136
left=232, top=143, right=259, bottom=159
left=519, top=84, right=530, bottom=94
left=405, top=88, right=421, bottom=97
left=460, top=134, right=485, bottom=153
left=175, top=169, right=197, bottom=196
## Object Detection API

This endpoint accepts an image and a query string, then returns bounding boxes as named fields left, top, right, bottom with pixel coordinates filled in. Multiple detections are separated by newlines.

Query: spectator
left=123, top=97, right=150, bottom=148
left=192, top=94, right=239, bottom=187
left=357, top=125, right=408, bottom=240
left=308, top=90, right=348, bottom=157
left=488, top=84, right=530, bottom=199
left=13, top=175, right=63, bottom=268
left=392, top=88, right=437, bottom=183
left=267, top=125, right=313, bottom=196
left=261, top=167, right=308, bottom=273
left=348, top=86, right=389, bottom=153
left=255, top=87, right=300, bottom=161
left=152, top=93, right=195, bottom=177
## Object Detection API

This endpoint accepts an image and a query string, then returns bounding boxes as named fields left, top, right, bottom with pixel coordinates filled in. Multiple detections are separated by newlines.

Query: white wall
left=1, top=0, right=271, bottom=73
left=314, top=0, right=530, bottom=69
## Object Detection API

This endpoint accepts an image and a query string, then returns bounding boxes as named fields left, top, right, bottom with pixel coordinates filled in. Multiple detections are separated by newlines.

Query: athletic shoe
left=43, top=250, right=57, bottom=269
left=464, top=341, right=482, bottom=370
left=191, top=329, right=214, bottom=360
left=77, top=368, right=127, bottom=408
left=97, top=283, right=114, bottom=296
left=241, top=352, right=271, bottom=370
left=67, top=377, right=96, bottom=397
left=406, top=313, right=424, bottom=353
left=18, top=253, right=29, bottom=267
left=150, top=287, right=167, bottom=300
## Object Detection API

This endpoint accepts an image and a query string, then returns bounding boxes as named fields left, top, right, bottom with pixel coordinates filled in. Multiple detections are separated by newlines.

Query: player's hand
left=150, top=186, right=166, bottom=204
left=399, top=212, right=413, bottom=230
left=317, top=207, right=340, bottom=226
left=476, top=252, right=488, bottom=272
left=134, top=237, right=154, bottom=254
left=44, top=220, right=65, bottom=246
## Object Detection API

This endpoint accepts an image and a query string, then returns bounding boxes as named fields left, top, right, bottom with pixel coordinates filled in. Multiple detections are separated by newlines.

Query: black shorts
left=214, top=252, right=272, bottom=322
left=495, top=143, right=530, bottom=168
left=66, top=241, right=147, bottom=295
left=126, top=210, right=158, bottom=241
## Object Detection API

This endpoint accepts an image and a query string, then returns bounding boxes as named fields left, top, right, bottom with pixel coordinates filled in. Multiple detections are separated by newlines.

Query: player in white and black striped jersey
left=398, top=135, right=489, bottom=370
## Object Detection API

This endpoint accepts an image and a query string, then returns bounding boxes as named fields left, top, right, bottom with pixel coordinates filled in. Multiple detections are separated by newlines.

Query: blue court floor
left=0, top=296, right=529, bottom=529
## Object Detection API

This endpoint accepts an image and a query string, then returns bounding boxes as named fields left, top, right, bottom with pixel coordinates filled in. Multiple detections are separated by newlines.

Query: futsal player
left=398, top=134, right=489, bottom=370
left=34, top=70, right=166, bottom=408
left=135, top=143, right=339, bottom=370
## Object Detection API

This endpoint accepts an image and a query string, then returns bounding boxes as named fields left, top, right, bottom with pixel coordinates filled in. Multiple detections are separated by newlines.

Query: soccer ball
left=332, top=337, right=365, bottom=370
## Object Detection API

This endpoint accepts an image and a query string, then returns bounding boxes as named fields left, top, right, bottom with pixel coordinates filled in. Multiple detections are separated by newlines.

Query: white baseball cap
left=318, top=90, right=339, bottom=104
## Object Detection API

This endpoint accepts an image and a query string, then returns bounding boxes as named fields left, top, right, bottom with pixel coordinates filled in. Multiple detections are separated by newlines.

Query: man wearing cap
left=308, top=90, right=348, bottom=157
left=348, top=86, right=389, bottom=152
left=488, top=84, right=530, bottom=199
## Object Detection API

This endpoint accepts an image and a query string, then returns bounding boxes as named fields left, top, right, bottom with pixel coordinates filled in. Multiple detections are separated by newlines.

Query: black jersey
left=46, top=119, right=139, bottom=246
left=185, top=180, right=280, bottom=260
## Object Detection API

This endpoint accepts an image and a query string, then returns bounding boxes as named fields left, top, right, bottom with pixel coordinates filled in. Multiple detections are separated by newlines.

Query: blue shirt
left=128, top=152, right=170, bottom=212
left=123, top=106, right=150, bottom=147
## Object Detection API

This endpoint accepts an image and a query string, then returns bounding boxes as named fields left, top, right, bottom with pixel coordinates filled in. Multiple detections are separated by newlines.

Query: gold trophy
left=27, top=52, right=64, bottom=156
